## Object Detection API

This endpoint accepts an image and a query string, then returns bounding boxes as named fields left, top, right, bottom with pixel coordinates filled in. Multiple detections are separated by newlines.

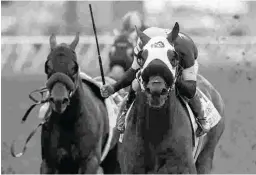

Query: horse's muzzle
left=146, top=76, right=168, bottom=96
left=49, top=96, right=70, bottom=114
left=46, top=72, right=75, bottom=114
left=49, top=82, right=71, bottom=114
left=145, top=76, right=169, bottom=108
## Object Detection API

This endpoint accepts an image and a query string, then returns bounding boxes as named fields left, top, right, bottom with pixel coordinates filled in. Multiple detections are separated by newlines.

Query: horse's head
left=136, top=23, right=180, bottom=108
left=109, top=33, right=135, bottom=67
left=45, top=33, right=80, bottom=113
left=108, top=33, right=135, bottom=80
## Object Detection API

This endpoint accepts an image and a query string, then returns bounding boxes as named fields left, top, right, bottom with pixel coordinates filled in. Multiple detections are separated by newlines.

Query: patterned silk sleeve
left=174, top=33, right=198, bottom=81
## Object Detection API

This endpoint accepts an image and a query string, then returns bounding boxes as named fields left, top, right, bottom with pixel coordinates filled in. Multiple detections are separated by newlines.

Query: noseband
left=46, top=72, right=79, bottom=99
left=136, top=64, right=181, bottom=96
left=44, top=47, right=80, bottom=103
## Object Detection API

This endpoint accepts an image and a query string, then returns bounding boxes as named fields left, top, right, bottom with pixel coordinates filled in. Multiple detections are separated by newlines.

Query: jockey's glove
left=100, top=84, right=115, bottom=98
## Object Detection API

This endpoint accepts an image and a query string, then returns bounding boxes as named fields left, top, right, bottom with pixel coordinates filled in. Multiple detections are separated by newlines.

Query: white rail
left=2, top=35, right=256, bottom=45
left=1, top=35, right=256, bottom=76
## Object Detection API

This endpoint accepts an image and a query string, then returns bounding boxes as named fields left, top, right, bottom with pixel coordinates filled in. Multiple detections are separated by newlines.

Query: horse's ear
left=135, top=25, right=150, bottom=46
left=70, top=32, right=79, bottom=50
left=167, top=22, right=179, bottom=42
left=50, top=34, right=57, bottom=50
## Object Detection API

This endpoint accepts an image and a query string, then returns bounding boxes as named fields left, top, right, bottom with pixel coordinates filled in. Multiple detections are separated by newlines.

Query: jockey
left=120, top=11, right=149, bottom=44
left=100, top=26, right=210, bottom=137
left=121, top=11, right=148, bottom=34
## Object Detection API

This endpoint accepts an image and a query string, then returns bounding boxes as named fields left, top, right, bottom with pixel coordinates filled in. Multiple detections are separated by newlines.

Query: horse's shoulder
left=80, top=73, right=120, bottom=103
left=79, top=73, right=104, bottom=102
left=81, top=79, right=104, bottom=102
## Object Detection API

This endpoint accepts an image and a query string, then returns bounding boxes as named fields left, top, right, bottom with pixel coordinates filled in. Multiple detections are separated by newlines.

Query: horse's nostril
left=49, top=97, right=55, bottom=103
left=161, top=88, right=168, bottom=95
left=146, top=87, right=151, bottom=93
left=62, top=97, right=70, bottom=105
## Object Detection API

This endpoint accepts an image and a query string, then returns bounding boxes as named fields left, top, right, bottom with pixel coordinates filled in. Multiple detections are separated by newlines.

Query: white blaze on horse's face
left=141, top=36, right=177, bottom=77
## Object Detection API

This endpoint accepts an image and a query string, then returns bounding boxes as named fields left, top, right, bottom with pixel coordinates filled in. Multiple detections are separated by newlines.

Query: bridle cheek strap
left=68, top=73, right=79, bottom=98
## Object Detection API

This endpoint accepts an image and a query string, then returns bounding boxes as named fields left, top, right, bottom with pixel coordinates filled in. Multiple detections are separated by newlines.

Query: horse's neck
left=139, top=90, right=179, bottom=144
left=70, top=78, right=92, bottom=109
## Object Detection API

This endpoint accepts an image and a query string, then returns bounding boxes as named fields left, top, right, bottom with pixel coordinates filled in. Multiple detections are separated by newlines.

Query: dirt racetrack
left=2, top=57, right=256, bottom=173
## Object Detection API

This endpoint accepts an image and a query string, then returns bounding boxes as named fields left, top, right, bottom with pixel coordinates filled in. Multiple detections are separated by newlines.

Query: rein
left=11, top=72, right=80, bottom=158
left=10, top=87, right=50, bottom=158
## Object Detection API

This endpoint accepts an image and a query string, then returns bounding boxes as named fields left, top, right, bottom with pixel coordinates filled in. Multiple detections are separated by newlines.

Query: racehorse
left=40, top=33, right=120, bottom=174
left=107, top=32, right=135, bottom=81
left=118, top=23, right=225, bottom=173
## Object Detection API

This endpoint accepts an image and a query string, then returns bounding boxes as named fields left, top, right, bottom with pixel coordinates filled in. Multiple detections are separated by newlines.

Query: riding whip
left=89, top=4, right=105, bottom=85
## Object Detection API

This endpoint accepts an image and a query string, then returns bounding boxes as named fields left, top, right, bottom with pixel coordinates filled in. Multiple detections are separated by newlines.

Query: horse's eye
left=167, top=50, right=179, bottom=67
left=71, top=63, right=79, bottom=76
left=137, top=49, right=148, bottom=67
left=45, top=61, right=54, bottom=75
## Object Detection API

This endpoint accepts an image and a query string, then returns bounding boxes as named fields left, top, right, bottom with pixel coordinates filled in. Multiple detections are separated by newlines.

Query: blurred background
left=1, top=0, right=256, bottom=174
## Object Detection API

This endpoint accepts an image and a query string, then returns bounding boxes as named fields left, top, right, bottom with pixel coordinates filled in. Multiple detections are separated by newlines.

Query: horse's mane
left=81, top=79, right=105, bottom=102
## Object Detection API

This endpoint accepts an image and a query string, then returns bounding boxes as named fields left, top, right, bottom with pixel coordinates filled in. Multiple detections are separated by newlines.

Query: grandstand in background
left=1, top=1, right=256, bottom=77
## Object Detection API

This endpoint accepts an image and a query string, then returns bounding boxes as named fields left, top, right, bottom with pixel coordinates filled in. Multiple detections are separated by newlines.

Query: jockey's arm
left=175, top=33, right=198, bottom=100
left=176, top=51, right=198, bottom=100
left=112, top=58, right=140, bottom=92
left=176, top=65, right=197, bottom=100
left=112, top=39, right=142, bottom=92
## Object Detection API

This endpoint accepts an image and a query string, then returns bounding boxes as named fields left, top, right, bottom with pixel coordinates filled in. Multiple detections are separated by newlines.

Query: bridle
left=11, top=34, right=80, bottom=158
left=44, top=47, right=80, bottom=102
left=10, top=47, right=81, bottom=158
left=136, top=64, right=181, bottom=97
left=135, top=47, right=182, bottom=96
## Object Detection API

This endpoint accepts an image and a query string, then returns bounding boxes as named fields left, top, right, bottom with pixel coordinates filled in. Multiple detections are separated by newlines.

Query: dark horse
left=118, top=24, right=225, bottom=173
left=40, top=33, right=119, bottom=174
left=108, top=32, right=135, bottom=81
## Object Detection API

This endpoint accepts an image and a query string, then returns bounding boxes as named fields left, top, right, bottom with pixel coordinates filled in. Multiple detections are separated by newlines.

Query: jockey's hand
left=100, top=84, right=115, bottom=98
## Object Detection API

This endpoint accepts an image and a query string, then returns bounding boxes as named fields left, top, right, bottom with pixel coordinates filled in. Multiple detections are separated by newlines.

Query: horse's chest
left=47, top=124, right=80, bottom=163
left=57, top=132, right=79, bottom=161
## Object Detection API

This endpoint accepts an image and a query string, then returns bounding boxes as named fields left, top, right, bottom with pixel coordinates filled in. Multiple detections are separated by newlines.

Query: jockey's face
left=109, top=34, right=134, bottom=69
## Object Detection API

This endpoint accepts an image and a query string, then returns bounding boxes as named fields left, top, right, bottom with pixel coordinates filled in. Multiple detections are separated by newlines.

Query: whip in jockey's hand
left=100, top=84, right=115, bottom=98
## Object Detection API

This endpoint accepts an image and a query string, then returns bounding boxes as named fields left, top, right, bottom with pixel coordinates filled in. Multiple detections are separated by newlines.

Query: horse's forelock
left=48, top=45, right=77, bottom=61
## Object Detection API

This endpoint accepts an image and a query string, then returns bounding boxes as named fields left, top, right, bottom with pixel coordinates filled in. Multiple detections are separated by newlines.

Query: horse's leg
left=40, top=124, right=55, bottom=174
left=78, top=155, right=100, bottom=174
left=40, top=160, right=55, bottom=174
left=101, top=143, right=121, bottom=174
left=78, top=138, right=102, bottom=174
left=157, top=152, right=197, bottom=174
left=118, top=127, right=146, bottom=173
